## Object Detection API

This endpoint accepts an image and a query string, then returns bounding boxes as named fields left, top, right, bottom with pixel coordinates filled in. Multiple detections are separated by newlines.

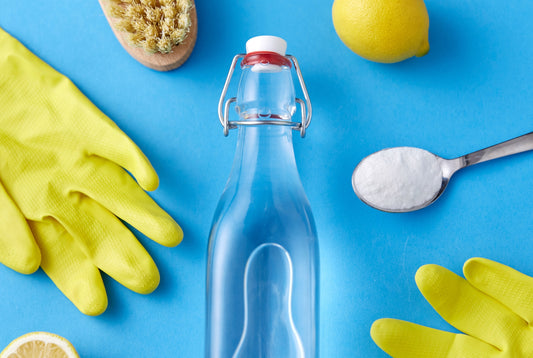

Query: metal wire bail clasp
left=218, top=54, right=312, bottom=137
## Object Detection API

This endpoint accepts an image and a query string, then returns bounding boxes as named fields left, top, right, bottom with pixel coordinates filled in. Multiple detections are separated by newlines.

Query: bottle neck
left=227, top=57, right=301, bottom=187
left=236, top=63, right=296, bottom=121
left=228, top=125, right=301, bottom=186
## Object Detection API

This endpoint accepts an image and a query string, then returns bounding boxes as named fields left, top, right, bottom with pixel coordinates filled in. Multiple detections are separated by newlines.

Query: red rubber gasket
left=241, top=51, right=292, bottom=68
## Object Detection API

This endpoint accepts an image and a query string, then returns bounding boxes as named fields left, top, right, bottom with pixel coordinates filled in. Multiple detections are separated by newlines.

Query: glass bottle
left=206, top=36, right=319, bottom=358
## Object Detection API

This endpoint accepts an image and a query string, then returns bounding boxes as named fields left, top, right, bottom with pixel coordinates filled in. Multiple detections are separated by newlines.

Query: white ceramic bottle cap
left=246, top=36, right=287, bottom=55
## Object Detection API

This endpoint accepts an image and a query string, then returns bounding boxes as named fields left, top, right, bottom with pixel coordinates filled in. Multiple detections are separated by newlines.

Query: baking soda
left=352, top=147, right=443, bottom=211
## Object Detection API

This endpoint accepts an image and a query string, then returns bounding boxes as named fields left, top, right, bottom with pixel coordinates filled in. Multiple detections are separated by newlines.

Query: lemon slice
left=0, top=332, right=79, bottom=358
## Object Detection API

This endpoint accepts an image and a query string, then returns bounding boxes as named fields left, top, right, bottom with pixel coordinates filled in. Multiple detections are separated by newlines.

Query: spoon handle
left=460, top=131, right=533, bottom=168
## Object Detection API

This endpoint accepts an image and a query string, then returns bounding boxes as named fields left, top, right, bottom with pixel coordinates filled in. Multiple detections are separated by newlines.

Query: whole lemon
left=332, top=0, right=430, bottom=63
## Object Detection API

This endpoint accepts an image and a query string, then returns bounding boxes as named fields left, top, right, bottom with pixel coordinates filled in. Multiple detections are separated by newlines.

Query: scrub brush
left=99, top=0, right=197, bottom=71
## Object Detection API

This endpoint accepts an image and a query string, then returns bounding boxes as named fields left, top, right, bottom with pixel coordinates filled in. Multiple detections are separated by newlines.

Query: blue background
left=1, top=0, right=532, bottom=357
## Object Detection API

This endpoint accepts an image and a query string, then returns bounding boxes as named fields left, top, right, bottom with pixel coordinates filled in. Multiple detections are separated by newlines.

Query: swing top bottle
left=206, top=36, right=319, bottom=358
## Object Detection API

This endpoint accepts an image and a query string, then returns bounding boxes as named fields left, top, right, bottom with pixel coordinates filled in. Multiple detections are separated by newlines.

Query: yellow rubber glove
left=371, top=258, right=533, bottom=357
left=0, top=27, right=183, bottom=315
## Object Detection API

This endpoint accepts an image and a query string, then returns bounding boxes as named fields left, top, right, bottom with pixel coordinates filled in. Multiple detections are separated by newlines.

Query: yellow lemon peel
left=332, top=0, right=430, bottom=63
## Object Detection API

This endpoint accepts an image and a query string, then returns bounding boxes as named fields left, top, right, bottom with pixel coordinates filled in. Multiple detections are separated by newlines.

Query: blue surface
left=0, top=1, right=532, bottom=357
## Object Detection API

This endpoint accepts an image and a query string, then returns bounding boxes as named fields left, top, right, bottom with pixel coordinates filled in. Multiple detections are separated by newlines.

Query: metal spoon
left=352, top=131, right=533, bottom=213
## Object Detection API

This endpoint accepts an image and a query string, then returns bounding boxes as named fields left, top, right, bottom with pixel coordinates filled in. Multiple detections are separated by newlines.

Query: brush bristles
left=109, top=0, right=192, bottom=54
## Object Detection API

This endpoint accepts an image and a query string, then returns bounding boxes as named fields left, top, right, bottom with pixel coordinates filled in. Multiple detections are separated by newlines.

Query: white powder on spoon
left=352, top=147, right=443, bottom=211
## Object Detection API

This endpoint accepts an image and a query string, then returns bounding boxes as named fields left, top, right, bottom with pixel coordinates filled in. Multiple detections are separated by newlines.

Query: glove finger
left=83, top=111, right=160, bottom=192
left=78, top=156, right=182, bottom=247
left=415, top=264, right=524, bottom=350
left=56, top=193, right=160, bottom=295
left=0, top=182, right=40, bottom=274
left=28, top=219, right=108, bottom=316
left=371, top=318, right=499, bottom=358
left=464, top=257, right=533, bottom=324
